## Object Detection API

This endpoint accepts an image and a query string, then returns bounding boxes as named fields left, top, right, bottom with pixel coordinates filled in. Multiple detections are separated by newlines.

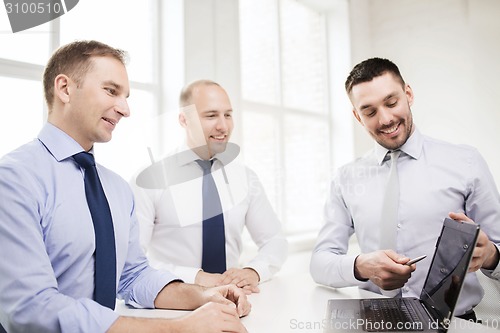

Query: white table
left=116, top=252, right=498, bottom=332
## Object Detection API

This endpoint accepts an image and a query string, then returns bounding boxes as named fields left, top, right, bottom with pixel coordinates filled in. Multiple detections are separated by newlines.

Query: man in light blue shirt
left=310, top=58, right=500, bottom=320
left=0, top=40, right=250, bottom=333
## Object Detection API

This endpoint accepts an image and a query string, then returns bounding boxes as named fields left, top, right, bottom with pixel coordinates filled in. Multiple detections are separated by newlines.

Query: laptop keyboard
left=361, top=298, right=424, bottom=331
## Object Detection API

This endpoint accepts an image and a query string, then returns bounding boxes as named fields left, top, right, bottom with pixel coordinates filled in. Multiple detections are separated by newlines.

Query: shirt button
left=440, top=268, right=447, bottom=274
left=397, top=224, right=402, bottom=228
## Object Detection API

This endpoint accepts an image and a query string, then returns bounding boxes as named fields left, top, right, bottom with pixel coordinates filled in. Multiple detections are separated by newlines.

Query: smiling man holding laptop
left=310, top=57, right=500, bottom=324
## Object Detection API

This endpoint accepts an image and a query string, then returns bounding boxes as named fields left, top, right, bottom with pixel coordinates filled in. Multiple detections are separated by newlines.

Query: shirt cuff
left=173, top=266, right=202, bottom=284
left=341, top=254, right=365, bottom=285
left=122, top=269, right=181, bottom=309
left=482, top=244, right=500, bottom=279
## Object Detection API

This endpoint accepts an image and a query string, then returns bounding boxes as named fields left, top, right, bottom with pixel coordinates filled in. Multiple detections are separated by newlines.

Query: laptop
left=324, top=218, right=480, bottom=332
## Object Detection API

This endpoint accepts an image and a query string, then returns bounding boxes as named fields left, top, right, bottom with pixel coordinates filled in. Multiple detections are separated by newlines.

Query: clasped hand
left=196, top=268, right=260, bottom=294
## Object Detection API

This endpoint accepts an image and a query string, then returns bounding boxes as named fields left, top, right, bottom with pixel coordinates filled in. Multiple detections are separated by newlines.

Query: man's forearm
left=154, top=281, right=205, bottom=310
left=108, top=316, right=186, bottom=333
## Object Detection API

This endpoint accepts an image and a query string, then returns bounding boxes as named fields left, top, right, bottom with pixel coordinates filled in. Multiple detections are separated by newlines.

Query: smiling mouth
left=102, top=117, right=117, bottom=126
left=380, top=123, right=399, bottom=135
left=210, top=135, right=226, bottom=141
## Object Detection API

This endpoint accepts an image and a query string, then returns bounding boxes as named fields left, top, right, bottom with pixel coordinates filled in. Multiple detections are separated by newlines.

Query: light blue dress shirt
left=310, top=128, right=500, bottom=316
left=0, top=123, right=178, bottom=333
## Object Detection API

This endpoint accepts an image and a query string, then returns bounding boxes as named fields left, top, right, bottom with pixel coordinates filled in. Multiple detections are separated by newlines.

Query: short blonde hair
left=43, top=40, right=127, bottom=111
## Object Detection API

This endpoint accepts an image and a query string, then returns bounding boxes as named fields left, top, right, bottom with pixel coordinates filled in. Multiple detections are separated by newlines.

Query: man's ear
left=179, top=111, right=187, bottom=128
left=405, top=84, right=414, bottom=107
left=54, top=74, right=71, bottom=104
left=352, top=108, right=364, bottom=126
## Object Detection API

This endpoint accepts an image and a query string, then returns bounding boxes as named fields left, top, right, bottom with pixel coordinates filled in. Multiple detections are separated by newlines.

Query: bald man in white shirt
left=132, top=80, right=288, bottom=294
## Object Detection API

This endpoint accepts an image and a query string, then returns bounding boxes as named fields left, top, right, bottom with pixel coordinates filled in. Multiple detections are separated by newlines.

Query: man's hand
left=154, top=282, right=251, bottom=317
left=202, top=284, right=252, bottom=317
left=172, top=302, right=248, bottom=333
left=354, top=250, right=415, bottom=290
left=448, top=212, right=499, bottom=271
left=219, top=268, right=260, bottom=294
left=195, top=271, right=224, bottom=287
left=108, top=302, right=248, bottom=333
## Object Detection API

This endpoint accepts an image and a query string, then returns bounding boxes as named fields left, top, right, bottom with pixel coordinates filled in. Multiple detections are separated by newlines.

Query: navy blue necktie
left=196, top=159, right=226, bottom=274
left=73, top=152, right=117, bottom=309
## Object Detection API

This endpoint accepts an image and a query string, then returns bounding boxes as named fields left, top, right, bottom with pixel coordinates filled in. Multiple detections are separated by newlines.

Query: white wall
left=348, top=0, right=500, bottom=187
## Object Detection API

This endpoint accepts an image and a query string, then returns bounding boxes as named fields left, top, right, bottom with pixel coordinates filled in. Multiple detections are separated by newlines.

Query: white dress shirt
left=310, top=128, right=500, bottom=316
left=131, top=144, right=288, bottom=283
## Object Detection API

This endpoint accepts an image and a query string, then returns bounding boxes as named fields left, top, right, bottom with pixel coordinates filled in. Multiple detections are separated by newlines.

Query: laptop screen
left=419, top=218, right=479, bottom=327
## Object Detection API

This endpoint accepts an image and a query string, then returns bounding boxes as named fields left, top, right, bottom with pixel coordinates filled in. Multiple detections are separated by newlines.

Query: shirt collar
left=38, top=123, right=88, bottom=162
left=174, top=141, right=239, bottom=167
left=375, top=127, right=424, bottom=165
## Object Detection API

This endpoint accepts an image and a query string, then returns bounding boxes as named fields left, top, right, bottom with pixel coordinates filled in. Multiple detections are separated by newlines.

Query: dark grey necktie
left=196, top=159, right=226, bottom=274
left=73, top=152, right=117, bottom=309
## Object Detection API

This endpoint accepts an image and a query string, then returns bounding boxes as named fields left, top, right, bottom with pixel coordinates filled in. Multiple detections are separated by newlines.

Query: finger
left=468, top=260, right=481, bottom=272
left=383, top=250, right=404, bottom=262
left=235, top=279, right=248, bottom=288
left=239, top=288, right=252, bottom=295
left=218, top=278, right=233, bottom=287
left=448, top=212, right=474, bottom=223
left=394, top=256, right=411, bottom=265
left=242, top=284, right=260, bottom=293
left=220, top=274, right=238, bottom=286
left=218, top=302, right=240, bottom=317
left=223, top=284, right=246, bottom=302
left=224, top=288, right=251, bottom=317
left=235, top=297, right=252, bottom=317
left=210, top=292, right=238, bottom=308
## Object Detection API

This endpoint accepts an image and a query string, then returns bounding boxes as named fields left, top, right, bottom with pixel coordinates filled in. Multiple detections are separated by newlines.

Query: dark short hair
left=43, top=40, right=127, bottom=110
left=345, top=57, right=405, bottom=94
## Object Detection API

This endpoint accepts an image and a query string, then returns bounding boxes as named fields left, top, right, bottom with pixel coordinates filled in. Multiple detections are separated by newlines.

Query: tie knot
left=73, top=152, right=96, bottom=169
left=389, top=150, right=401, bottom=161
left=196, top=159, right=214, bottom=173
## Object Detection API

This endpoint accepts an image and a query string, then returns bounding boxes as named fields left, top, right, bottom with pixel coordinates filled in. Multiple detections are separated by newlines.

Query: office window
left=239, top=0, right=330, bottom=233
left=0, top=12, right=50, bottom=65
left=59, top=0, right=155, bottom=84
left=0, top=77, right=44, bottom=157
left=0, top=1, right=161, bottom=181
left=59, top=0, right=159, bottom=179
left=0, top=9, right=49, bottom=158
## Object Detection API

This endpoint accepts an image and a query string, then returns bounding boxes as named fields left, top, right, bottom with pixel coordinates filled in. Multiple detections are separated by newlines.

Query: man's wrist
left=194, top=269, right=204, bottom=285
left=243, top=267, right=261, bottom=283
left=353, top=255, right=369, bottom=282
